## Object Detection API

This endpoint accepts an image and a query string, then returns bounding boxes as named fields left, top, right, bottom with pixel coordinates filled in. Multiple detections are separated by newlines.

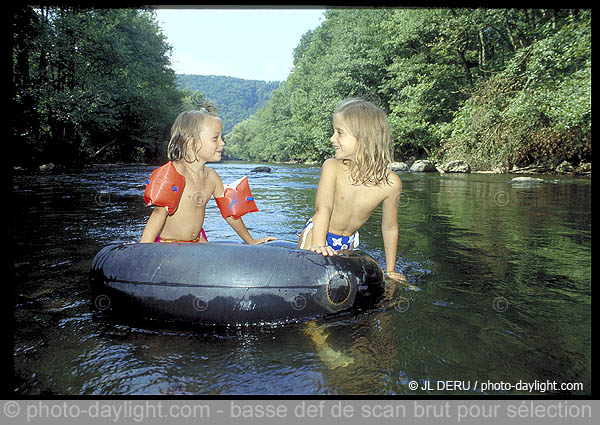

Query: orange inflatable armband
left=144, top=161, right=186, bottom=215
left=215, top=176, right=259, bottom=220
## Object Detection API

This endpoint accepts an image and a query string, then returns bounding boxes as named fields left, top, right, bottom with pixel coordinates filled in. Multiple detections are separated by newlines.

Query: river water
left=12, top=162, right=591, bottom=395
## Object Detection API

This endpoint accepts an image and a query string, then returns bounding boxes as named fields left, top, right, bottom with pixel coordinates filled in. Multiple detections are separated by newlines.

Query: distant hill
left=176, top=74, right=281, bottom=134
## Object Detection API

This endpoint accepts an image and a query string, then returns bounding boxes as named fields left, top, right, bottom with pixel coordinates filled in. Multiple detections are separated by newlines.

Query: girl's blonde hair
left=334, top=98, right=393, bottom=186
left=167, top=103, right=220, bottom=162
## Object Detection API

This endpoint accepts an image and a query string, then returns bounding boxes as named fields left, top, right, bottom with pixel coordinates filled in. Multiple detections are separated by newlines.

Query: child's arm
left=225, top=216, right=276, bottom=244
left=213, top=170, right=277, bottom=245
left=309, top=159, right=338, bottom=256
left=140, top=207, right=168, bottom=242
left=381, top=180, right=402, bottom=273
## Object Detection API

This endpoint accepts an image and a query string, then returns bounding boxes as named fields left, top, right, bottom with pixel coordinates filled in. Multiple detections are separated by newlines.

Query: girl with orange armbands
left=140, top=104, right=276, bottom=245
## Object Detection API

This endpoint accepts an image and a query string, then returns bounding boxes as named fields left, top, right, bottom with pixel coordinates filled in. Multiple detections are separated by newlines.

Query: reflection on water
left=13, top=163, right=591, bottom=395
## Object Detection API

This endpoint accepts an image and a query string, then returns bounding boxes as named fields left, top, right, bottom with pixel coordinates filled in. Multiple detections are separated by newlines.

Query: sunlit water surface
left=13, top=163, right=590, bottom=395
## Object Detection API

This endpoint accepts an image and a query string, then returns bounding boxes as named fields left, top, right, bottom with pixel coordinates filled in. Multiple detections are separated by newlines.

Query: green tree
left=12, top=7, right=183, bottom=168
left=438, top=10, right=591, bottom=169
left=195, top=8, right=591, bottom=170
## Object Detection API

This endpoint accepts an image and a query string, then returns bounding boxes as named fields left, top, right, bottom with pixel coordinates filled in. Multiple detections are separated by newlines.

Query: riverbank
left=15, top=158, right=592, bottom=178
left=387, top=159, right=592, bottom=177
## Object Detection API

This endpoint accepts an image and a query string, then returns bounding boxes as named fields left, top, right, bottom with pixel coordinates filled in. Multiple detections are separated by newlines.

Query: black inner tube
left=326, top=272, right=351, bottom=305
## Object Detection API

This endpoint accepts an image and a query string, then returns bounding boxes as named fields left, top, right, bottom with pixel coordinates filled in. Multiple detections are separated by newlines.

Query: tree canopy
left=11, top=8, right=591, bottom=171
left=11, top=7, right=183, bottom=168
left=225, top=9, right=591, bottom=170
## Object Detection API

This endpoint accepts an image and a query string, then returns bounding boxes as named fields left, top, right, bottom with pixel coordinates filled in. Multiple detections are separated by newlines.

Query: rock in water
left=440, top=160, right=471, bottom=173
left=388, top=162, right=409, bottom=172
left=409, top=160, right=437, bottom=172
left=508, top=177, right=544, bottom=185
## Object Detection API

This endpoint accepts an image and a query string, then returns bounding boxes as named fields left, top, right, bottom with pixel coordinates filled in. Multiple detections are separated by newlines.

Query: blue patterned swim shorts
left=299, top=218, right=359, bottom=251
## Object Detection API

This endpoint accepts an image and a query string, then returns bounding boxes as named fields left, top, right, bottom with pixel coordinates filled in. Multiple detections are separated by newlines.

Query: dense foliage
left=176, top=75, right=280, bottom=135
left=226, top=9, right=591, bottom=170
left=11, top=8, right=590, bottom=171
left=11, top=7, right=183, bottom=168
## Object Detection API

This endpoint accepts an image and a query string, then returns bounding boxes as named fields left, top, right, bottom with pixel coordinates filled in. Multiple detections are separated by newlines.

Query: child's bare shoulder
left=387, top=169, right=402, bottom=186
left=322, top=157, right=340, bottom=168
left=322, top=158, right=344, bottom=175
left=206, top=167, right=223, bottom=192
left=384, top=170, right=402, bottom=195
left=206, top=166, right=221, bottom=180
